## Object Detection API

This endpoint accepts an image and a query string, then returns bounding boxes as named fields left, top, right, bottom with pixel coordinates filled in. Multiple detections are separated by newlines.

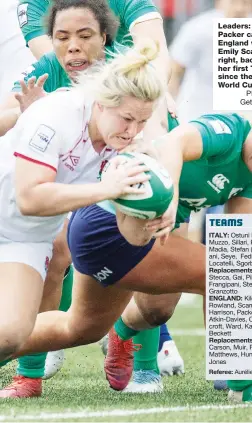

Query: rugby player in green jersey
left=17, top=0, right=167, bottom=61
left=101, top=112, right=252, bottom=401
left=1, top=113, right=251, bottom=403
left=12, top=0, right=171, bottom=107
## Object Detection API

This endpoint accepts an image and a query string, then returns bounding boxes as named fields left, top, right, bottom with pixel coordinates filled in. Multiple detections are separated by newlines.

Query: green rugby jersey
left=17, top=0, right=159, bottom=46
left=12, top=52, right=71, bottom=93
left=11, top=43, right=128, bottom=93
left=176, top=113, right=252, bottom=226
left=14, top=0, right=159, bottom=93
left=99, top=114, right=252, bottom=228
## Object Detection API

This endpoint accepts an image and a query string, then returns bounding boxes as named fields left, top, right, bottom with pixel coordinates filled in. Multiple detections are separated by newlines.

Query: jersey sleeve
left=14, top=98, right=65, bottom=171
left=113, top=0, right=159, bottom=31
left=190, top=114, right=252, bottom=160
left=12, top=53, right=56, bottom=93
left=236, top=184, right=252, bottom=200
left=170, top=19, right=200, bottom=68
left=17, top=0, right=49, bottom=45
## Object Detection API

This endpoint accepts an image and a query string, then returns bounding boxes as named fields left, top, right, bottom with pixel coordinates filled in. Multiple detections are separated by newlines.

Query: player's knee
left=141, top=307, right=174, bottom=327
left=0, top=331, right=24, bottom=360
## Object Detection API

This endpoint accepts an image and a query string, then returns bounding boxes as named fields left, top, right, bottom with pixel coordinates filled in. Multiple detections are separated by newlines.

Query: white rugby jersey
left=0, top=89, right=116, bottom=242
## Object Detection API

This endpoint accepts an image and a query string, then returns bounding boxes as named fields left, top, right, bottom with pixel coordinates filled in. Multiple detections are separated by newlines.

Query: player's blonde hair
left=77, top=38, right=164, bottom=106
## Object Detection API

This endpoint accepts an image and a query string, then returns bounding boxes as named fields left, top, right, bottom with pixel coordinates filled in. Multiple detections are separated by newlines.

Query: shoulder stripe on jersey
left=129, top=12, right=162, bottom=32
left=14, top=153, right=57, bottom=172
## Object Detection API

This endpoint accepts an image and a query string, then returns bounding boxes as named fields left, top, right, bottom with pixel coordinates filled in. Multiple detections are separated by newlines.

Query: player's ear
left=101, top=33, right=106, bottom=46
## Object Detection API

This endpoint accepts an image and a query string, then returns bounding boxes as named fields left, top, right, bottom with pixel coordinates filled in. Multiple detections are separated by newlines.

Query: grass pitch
left=0, top=296, right=251, bottom=422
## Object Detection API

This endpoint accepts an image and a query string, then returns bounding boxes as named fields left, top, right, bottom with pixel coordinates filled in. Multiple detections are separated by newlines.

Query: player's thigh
left=0, top=248, right=46, bottom=353
left=42, top=219, right=71, bottom=311
left=117, top=231, right=205, bottom=295
left=0, top=262, right=43, bottom=335
left=0, top=240, right=52, bottom=338
left=125, top=225, right=189, bottom=325
left=67, top=271, right=132, bottom=341
left=49, top=218, right=71, bottom=275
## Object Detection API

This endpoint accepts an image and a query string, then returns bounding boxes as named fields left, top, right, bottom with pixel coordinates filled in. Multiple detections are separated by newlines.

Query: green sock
left=59, top=264, right=73, bottom=312
left=114, top=317, right=139, bottom=340
left=16, top=265, right=74, bottom=379
left=227, top=380, right=252, bottom=391
left=17, top=353, right=47, bottom=378
left=133, top=327, right=160, bottom=374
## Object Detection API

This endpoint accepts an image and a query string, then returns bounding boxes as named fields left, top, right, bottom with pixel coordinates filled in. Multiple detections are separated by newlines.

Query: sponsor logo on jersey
left=209, top=120, right=231, bottom=135
left=93, top=267, right=113, bottom=282
left=29, top=125, right=55, bottom=153
left=29, top=125, right=55, bottom=152
left=228, top=187, right=243, bottom=199
left=207, top=174, right=230, bottom=193
left=69, top=155, right=80, bottom=167
left=17, top=3, right=28, bottom=28
left=61, top=153, right=81, bottom=171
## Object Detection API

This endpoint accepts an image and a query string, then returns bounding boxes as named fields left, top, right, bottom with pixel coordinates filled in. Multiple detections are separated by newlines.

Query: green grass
left=0, top=296, right=251, bottom=422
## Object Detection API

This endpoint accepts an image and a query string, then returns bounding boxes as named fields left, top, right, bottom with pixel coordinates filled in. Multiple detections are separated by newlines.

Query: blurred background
left=155, top=0, right=214, bottom=45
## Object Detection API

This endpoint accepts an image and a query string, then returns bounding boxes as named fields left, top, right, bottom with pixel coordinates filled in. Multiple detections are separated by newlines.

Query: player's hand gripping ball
left=102, top=152, right=174, bottom=219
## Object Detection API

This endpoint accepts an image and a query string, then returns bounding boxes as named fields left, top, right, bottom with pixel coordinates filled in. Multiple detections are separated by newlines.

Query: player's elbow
left=17, top=191, right=39, bottom=216
left=18, top=199, right=35, bottom=216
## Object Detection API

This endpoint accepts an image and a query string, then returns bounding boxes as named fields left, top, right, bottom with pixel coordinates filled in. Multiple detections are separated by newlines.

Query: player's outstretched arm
left=28, top=35, right=53, bottom=60
left=131, top=19, right=170, bottom=85
left=131, top=18, right=176, bottom=139
left=226, top=196, right=252, bottom=214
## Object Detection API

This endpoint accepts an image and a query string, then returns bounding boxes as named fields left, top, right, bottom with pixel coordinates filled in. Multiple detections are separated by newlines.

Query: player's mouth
left=65, top=60, right=89, bottom=72
left=117, top=136, right=132, bottom=149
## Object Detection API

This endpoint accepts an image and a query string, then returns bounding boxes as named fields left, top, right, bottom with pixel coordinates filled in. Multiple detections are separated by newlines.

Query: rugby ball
left=103, top=152, right=174, bottom=219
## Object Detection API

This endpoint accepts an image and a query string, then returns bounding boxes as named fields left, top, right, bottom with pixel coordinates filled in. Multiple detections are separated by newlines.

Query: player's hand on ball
left=101, top=156, right=150, bottom=200
left=145, top=199, right=176, bottom=245
left=15, top=74, right=48, bottom=112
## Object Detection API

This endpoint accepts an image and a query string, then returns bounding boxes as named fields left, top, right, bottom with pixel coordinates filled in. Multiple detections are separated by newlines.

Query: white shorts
left=0, top=239, right=53, bottom=281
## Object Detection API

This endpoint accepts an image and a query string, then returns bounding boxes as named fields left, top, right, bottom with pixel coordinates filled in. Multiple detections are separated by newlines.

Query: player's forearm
left=155, top=133, right=184, bottom=205
left=168, top=73, right=182, bottom=99
left=168, top=62, right=185, bottom=99
left=28, top=35, right=53, bottom=60
left=131, top=19, right=171, bottom=85
left=143, top=97, right=168, bottom=142
left=152, top=48, right=171, bottom=86
left=17, top=182, right=109, bottom=216
left=0, top=108, right=20, bottom=136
